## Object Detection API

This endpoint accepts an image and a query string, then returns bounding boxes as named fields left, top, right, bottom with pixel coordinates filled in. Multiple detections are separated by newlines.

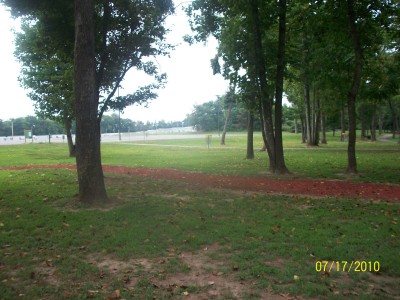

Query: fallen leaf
left=87, top=290, right=99, bottom=297
left=108, top=289, right=121, bottom=299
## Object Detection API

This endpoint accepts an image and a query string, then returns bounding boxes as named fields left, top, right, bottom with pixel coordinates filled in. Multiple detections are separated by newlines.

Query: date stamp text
left=315, top=260, right=380, bottom=273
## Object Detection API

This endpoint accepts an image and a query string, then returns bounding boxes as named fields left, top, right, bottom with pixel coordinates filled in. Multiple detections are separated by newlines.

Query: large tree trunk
left=346, top=0, right=362, bottom=174
left=250, top=0, right=275, bottom=172
left=246, top=110, right=255, bottom=159
left=74, top=0, right=108, bottom=203
left=220, top=102, right=233, bottom=145
left=63, top=114, right=76, bottom=157
left=273, top=0, right=289, bottom=174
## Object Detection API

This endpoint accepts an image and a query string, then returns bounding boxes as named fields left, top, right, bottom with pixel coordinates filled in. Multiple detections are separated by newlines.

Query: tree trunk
left=220, top=102, right=233, bottom=145
left=63, top=114, right=76, bottom=157
left=360, top=115, right=366, bottom=139
left=294, top=114, right=298, bottom=134
left=300, top=116, right=306, bottom=143
left=378, top=114, right=383, bottom=135
left=313, top=92, right=320, bottom=146
left=346, top=0, right=362, bottom=174
left=250, top=0, right=275, bottom=172
left=321, top=111, right=327, bottom=144
left=371, top=114, right=376, bottom=142
left=273, top=0, right=289, bottom=174
left=304, top=81, right=312, bottom=146
left=246, top=110, right=255, bottom=159
left=74, top=0, right=108, bottom=203
left=341, top=106, right=346, bottom=134
left=388, top=98, right=398, bottom=139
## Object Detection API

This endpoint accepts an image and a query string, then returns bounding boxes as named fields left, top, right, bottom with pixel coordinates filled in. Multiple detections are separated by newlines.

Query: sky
left=0, top=1, right=229, bottom=123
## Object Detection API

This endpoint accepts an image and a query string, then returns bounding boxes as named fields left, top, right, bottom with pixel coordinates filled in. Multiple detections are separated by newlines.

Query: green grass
left=0, top=169, right=399, bottom=299
left=0, top=133, right=399, bottom=298
left=0, top=132, right=399, bottom=184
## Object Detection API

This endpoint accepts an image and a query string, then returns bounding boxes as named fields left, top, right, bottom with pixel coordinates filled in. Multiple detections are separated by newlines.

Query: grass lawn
left=0, top=132, right=399, bottom=299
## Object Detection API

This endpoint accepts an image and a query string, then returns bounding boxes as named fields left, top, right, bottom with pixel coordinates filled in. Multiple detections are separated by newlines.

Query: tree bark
left=250, top=0, right=275, bottom=172
left=246, top=110, right=255, bottom=159
left=273, top=0, right=289, bottom=174
left=74, top=0, right=108, bottom=203
left=346, top=0, right=362, bottom=174
left=294, top=114, right=298, bottom=134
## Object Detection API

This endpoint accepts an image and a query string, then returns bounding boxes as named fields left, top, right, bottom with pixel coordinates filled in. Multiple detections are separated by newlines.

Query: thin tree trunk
left=63, top=114, right=76, bottom=157
left=346, top=0, right=362, bottom=174
left=388, top=98, right=398, bottom=139
left=313, top=93, right=320, bottom=146
left=246, top=110, right=255, bottom=159
left=300, top=116, right=306, bottom=143
left=74, top=0, right=108, bottom=203
left=304, top=81, right=312, bottom=146
left=294, top=114, right=298, bottom=134
left=321, top=111, right=327, bottom=144
left=378, top=114, right=383, bottom=135
left=360, top=115, right=366, bottom=139
left=371, top=114, right=376, bottom=141
left=220, top=103, right=233, bottom=145
left=341, top=106, right=346, bottom=134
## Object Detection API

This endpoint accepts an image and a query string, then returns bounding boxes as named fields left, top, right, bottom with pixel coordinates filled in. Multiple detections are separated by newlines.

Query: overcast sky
left=0, top=1, right=229, bottom=123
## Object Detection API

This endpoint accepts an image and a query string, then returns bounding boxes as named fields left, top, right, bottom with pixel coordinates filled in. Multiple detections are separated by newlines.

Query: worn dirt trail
left=2, top=164, right=400, bottom=202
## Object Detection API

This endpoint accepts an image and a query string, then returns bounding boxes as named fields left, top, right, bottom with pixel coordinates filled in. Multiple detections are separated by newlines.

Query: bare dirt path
left=2, top=164, right=400, bottom=202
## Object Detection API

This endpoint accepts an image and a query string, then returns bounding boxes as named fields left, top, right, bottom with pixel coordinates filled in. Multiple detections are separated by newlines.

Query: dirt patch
left=2, top=164, right=400, bottom=202
left=87, top=244, right=294, bottom=299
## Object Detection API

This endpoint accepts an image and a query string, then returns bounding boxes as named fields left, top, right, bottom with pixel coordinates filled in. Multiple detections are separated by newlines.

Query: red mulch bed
left=2, top=164, right=400, bottom=202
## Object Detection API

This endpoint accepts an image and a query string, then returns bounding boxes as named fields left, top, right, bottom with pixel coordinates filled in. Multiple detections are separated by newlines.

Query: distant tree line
left=186, top=95, right=400, bottom=138
left=100, top=114, right=186, bottom=133
left=0, top=116, right=64, bottom=136
left=185, top=97, right=302, bottom=133
left=0, top=115, right=187, bottom=137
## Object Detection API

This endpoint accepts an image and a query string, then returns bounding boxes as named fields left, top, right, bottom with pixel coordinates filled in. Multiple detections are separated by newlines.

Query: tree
left=4, top=0, right=174, bottom=203
left=15, top=21, right=76, bottom=156
left=74, top=0, right=107, bottom=202
left=186, top=0, right=290, bottom=174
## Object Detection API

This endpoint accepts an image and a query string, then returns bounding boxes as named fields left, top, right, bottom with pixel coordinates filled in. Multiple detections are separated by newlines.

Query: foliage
left=0, top=116, right=65, bottom=136
left=6, top=0, right=174, bottom=126
left=186, top=98, right=295, bottom=132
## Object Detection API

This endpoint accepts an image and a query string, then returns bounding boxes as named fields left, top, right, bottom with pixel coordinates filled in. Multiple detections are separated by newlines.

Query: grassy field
left=0, top=132, right=399, bottom=299
left=1, top=132, right=398, bottom=183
